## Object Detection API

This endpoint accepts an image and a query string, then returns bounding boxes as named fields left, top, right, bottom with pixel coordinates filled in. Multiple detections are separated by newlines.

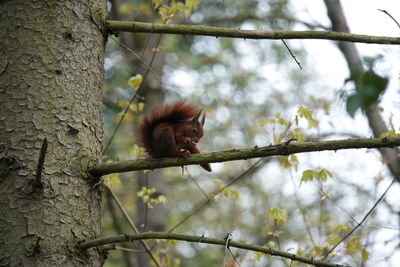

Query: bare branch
left=378, top=9, right=400, bottom=30
left=281, top=39, right=302, bottom=70
left=322, top=177, right=397, bottom=260
left=90, top=136, right=400, bottom=176
left=78, top=232, right=344, bottom=267
left=110, top=36, right=161, bottom=83
left=106, top=20, right=400, bottom=45
left=169, top=159, right=267, bottom=232
left=105, top=186, right=161, bottom=267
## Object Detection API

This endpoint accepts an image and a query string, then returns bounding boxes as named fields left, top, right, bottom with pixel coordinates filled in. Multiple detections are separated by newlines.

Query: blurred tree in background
left=102, top=0, right=399, bottom=266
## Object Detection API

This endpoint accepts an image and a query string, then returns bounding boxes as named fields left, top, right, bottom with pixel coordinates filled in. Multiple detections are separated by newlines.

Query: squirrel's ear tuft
left=192, top=109, right=203, bottom=124
left=200, top=111, right=205, bottom=126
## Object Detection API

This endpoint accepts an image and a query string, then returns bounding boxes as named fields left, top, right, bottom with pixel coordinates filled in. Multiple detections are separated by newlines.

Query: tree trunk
left=0, top=1, right=106, bottom=266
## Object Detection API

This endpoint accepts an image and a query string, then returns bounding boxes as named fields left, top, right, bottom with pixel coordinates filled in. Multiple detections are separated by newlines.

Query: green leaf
left=252, top=252, right=264, bottom=262
left=358, top=70, right=388, bottom=109
left=130, top=144, right=146, bottom=158
left=301, top=170, right=315, bottom=182
left=291, top=128, right=306, bottom=143
left=327, top=234, right=340, bottom=245
left=318, top=169, right=333, bottom=181
left=280, top=155, right=299, bottom=169
left=277, top=118, right=288, bottom=126
left=346, top=93, right=361, bottom=118
left=267, top=240, right=276, bottom=248
left=105, top=173, right=121, bottom=188
left=267, top=207, right=288, bottom=227
left=361, top=249, right=369, bottom=263
left=346, top=58, right=388, bottom=118
left=313, top=245, right=328, bottom=257
left=363, top=55, right=383, bottom=70
left=297, top=106, right=318, bottom=128
left=127, top=74, right=143, bottom=90
left=379, top=130, right=397, bottom=138
left=153, top=0, right=164, bottom=8
left=212, top=179, right=239, bottom=200
left=258, top=119, right=267, bottom=127
left=118, top=100, right=129, bottom=109
left=301, top=169, right=332, bottom=182
left=346, top=236, right=362, bottom=255
left=336, top=224, right=351, bottom=233
left=137, top=186, right=167, bottom=209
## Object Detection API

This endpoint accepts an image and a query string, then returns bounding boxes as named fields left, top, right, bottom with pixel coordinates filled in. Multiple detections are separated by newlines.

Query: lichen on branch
left=106, top=20, right=400, bottom=45
left=78, top=232, right=343, bottom=267
left=90, top=136, right=400, bottom=176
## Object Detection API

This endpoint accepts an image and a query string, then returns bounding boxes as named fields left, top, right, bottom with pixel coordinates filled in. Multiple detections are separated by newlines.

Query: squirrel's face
left=189, top=110, right=205, bottom=142
left=189, top=121, right=204, bottom=143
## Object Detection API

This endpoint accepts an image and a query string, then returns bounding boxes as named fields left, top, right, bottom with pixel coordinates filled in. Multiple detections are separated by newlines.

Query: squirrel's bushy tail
left=137, top=101, right=202, bottom=156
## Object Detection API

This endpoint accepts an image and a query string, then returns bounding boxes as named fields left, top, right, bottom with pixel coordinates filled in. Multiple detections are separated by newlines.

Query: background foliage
left=102, top=0, right=399, bottom=266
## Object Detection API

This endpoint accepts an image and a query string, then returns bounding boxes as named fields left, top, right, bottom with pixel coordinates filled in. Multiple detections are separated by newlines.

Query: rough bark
left=0, top=1, right=106, bottom=266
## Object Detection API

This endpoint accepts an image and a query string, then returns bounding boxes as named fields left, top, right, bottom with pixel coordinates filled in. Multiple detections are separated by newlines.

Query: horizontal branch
left=106, top=20, right=400, bottom=45
left=78, top=232, right=343, bottom=267
left=90, top=136, right=400, bottom=176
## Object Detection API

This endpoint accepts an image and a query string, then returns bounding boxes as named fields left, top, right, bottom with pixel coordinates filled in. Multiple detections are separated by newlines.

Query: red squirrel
left=138, top=101, right=212, bottom=172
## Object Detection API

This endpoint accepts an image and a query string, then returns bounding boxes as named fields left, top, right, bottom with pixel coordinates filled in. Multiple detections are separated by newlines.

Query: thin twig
left=115, top=246, right=145, bottom=253
left=106, top=185, right=161, bottom=267
left=187, top=172, right=209, bottom=199
left=106, top=193, right=136, bottom=266
left=143, top=173, right=149, bottom=231
left=378, top=9, right=400, bottom=30
left=281, top=39, right=302, bottom=70
left=290, top=174, right=316, bottom=247
left=321, top=176, right=397, bottom=260
left=102, top=35, right=162, bottom=154
left=319, top=185, right=359, bottom=225
left=227, top=247, right=241, bottom=267
left=224, top=229, right=241, bottom=267
left=168, top=159, right=266, bottom=232
left=35, top=138, right=48, bottom=189
left=78, top=232, right=344, bottom=267
left=110, top=36, right=161, bottom=83
left=137, top=0, right=156, bottom=63
left=102, top=244, right=116, bottom=251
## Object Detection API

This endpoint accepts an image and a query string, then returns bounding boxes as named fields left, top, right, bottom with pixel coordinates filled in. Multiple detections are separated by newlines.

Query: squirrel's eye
left=192, top=128, right=197, bottom=133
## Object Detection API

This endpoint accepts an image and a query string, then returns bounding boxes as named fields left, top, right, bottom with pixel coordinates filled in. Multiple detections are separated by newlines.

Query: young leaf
left=346, top=93, right=361, bottom=118
left=297, top=106, right=318, bottom=128
left=318, top=169, right=333, bottom=181
left=346, top=236, right=362, bottom=255
left=327, top=234, right=340, bottom=246
left=301, top=169, right=333, bottom=182
left=379, top=130, right=397, bottom=138
left=127, top=74, right=143, bottom=90
left=105, top=173, right=121, bottom=188
left=301, top=170, right=315, bottom=182
left=361, top=249, right=369, bottom=263
left=268, top=207, right=288, bottom=227
left=258, top=119, right=267, bottom=127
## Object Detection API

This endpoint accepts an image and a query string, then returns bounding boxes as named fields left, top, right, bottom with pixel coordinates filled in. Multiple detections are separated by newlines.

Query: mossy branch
left=106, top=20, right=400, bottom=45
left=78, top=232, right=343, bottom=267
left=90, top=136, right=400, bottom=176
